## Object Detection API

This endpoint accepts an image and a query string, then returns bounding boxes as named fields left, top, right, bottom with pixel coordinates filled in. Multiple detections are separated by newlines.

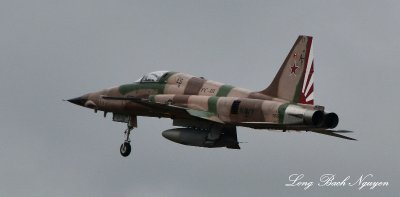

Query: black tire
left=120, top=142, right=131, bottom=157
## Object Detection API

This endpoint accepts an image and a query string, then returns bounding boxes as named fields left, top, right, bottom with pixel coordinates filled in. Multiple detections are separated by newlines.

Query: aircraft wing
left=102, top=96, right=224, bottom=124
left=237, top=122, right=356, bottom=141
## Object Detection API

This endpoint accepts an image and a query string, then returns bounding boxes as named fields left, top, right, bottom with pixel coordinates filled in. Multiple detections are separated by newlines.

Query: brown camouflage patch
left=184, top=77, right=207, bottom=95
left=173, top=95, right=190, bottom=105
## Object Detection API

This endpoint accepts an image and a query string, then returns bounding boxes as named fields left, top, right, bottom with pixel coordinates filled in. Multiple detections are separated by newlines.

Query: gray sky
left=1, top=0, right=399, bottom=196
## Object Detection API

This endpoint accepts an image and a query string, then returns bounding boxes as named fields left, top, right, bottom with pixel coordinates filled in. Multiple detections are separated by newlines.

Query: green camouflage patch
left=148, top=95, right=155, bottom=102
left=187, top=109, right=214, bottom=118
left=278, top=103, right=290, bottom=124
left=216, top=85, right=234, bottom=97
left=119, top=83, right=165, bottom=95
left=207, top=96, right=219, bottom=113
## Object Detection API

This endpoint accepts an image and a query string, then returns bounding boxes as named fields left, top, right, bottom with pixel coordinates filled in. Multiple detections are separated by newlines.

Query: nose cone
left=67, top=96, right=88, bottom=107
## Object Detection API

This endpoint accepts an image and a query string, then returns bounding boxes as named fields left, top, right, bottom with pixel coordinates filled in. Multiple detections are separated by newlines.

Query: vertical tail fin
left=260, top=35, right=315, bottom=105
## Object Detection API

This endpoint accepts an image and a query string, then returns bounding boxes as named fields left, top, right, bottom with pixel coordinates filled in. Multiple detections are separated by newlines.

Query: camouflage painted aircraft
left=68, top=35, right=355, bottom=157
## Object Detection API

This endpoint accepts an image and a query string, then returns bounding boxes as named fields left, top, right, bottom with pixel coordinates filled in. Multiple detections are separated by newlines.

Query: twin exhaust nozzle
left=304, top=110, right=339, bottom=128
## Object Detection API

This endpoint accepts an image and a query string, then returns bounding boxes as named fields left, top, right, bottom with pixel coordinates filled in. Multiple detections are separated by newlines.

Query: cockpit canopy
left=135, top=71, right=169, bottom=82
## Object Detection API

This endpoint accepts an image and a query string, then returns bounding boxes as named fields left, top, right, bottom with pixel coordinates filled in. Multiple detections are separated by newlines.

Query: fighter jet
left=68, top=35, right=355, bottom=157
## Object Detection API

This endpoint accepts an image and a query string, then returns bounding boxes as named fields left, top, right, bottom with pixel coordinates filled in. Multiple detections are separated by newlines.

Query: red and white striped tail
left=299, top=38, right=315, bottom=105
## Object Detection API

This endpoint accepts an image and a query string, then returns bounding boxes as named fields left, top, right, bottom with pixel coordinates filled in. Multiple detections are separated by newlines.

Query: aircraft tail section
left=260, top=35, right=315, bottom=105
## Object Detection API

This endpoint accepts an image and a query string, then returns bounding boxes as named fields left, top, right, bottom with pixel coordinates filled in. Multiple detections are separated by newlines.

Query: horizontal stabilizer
left=309, top=129, right=356, bottom=140
left=330, top=130, right=354, bottom=133
left=236, top=122, right=356, bottom=140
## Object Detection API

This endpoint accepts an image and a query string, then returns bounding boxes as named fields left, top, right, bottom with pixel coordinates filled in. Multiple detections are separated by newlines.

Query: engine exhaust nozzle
left=304, top=110, right=324, bottom=126
left=323, top=112, right=339, bottom=128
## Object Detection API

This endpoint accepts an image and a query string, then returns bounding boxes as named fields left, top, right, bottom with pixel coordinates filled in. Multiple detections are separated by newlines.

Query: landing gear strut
left=120, top=116, right=137, bottom=157
left=120, top=127, right=132, bottom=157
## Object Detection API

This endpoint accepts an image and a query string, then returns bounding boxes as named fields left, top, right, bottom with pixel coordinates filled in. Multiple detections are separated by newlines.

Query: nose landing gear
left=120, top=142, right=131, bottom=157
left=120, top=116, right=137, bottom=157
left=120, top=127, right=132, bottom=157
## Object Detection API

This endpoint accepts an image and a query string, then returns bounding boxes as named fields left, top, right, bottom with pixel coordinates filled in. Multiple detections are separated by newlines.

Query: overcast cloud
left=0, top=0, right=399, bottom=196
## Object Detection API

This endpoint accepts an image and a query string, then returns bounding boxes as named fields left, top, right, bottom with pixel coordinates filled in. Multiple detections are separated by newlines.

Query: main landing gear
left=120, top=116, right=137, bottom=157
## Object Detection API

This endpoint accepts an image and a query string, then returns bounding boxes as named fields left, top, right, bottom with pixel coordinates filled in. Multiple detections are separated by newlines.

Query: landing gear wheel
left=120, top=116, right=136, bottom=157
left=120, top=142, right=131, bottom=157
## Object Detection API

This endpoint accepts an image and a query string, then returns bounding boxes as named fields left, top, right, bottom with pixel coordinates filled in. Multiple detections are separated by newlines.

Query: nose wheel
left=120, top=116, right=136, bottom=157
left=120, top=142, right=131, bottom=157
